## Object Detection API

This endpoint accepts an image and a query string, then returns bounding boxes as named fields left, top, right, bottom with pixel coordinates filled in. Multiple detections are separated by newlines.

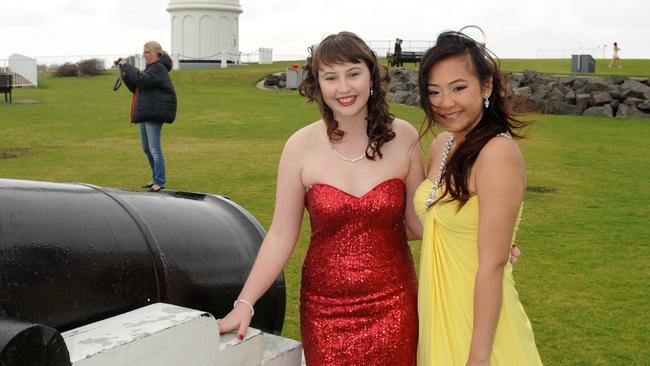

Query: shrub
left=54, top=62, right=79, bottom=77
left=77, top=58, right=106, bottom=76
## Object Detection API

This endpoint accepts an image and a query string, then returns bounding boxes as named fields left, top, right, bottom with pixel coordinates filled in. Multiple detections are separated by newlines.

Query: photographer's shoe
left=142, top=182, right=155, bottom=188
left=148, top=184, right=164, bottom=193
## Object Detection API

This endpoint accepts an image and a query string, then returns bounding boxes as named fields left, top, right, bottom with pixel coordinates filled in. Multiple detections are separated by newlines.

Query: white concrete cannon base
left=62, top=303, right=302, bottom=366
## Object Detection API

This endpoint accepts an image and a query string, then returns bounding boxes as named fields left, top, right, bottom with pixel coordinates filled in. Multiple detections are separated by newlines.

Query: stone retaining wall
left=262, top=69, right=650, bottom=118
left=386, top=69, right=650, bottom=118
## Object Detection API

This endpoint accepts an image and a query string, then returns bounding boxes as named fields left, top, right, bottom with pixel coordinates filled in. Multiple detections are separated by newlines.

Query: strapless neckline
left=307, top=177, right=403, bottom=199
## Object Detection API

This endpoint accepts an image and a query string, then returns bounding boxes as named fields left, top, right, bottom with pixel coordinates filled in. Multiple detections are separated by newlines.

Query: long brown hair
left=299, top=31, right=395, bottom=160
left=418, top=31, right=530, bottom=207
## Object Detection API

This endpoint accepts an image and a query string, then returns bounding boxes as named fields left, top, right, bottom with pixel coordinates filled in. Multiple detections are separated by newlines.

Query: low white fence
left=32, top=54, right=125, bottom=71
left=367, top=40, right=435, bottom=58
left=1, top=39, right=440, bottom=78
left=535, top=45, right=609, bottom=59
left=241, top=40, right=436, bottom=64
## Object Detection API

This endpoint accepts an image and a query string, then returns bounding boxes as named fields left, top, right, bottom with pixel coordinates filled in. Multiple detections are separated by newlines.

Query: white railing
left=245, top=52, right=305, bottom=62
left=238, top=40, right=435, bottom=64
left=1, top=39, right=436, bottom=76
left=22, top=54, right=126, bottom=72
left=367, top=40, right=435, bottom=58
left=535, top=45, right=609, bottom=59
left=174, top=50, right=241, bottom=63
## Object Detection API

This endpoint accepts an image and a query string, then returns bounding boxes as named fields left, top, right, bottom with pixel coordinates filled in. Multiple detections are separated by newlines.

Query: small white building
left=167, top=0, right=243, bottom=67
left=7, top=54, right=38, bottom=87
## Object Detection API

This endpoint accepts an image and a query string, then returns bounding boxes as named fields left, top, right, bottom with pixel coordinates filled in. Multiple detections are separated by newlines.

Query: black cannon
left=0, top=178, right=285, bottom=365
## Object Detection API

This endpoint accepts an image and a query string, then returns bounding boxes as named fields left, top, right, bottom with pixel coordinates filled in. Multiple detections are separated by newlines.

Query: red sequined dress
left=301, top=178, right=417, bottom=365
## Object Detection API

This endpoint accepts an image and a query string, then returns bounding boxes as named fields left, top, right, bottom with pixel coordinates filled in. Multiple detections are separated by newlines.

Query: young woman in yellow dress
left=414, top=31, right=543, bottom=365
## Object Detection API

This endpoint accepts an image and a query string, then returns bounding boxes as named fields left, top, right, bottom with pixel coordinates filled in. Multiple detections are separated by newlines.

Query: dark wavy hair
left=418, top=31, right=530, bottom=207
left=299, top=31, right=395, bottom=160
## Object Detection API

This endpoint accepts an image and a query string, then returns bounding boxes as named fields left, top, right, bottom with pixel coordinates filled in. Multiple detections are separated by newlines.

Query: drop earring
left=370, top=88, right=374, bottom=96
left=483, top=94, right=490, bottom=109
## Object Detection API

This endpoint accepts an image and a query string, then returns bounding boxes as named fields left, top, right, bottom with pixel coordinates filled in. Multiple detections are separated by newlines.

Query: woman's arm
left=467, top=138, right=525, bottom=365
left=217, top=132, right=307, bottom=340
left=402, top=122, right=425, bottom=240
left=120, top=62, right=166, bottom=88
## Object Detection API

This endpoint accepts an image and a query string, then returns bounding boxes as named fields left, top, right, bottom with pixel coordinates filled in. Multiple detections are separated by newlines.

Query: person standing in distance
left=394, top=37, right=403, bottom=67
left=119, top=41, right=177, bottom=192
left=608, top=41, right=622, bottom=69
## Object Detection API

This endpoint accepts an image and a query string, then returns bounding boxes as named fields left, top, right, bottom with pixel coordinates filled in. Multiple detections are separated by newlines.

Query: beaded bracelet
left=233, top=299, right=255, bottom=317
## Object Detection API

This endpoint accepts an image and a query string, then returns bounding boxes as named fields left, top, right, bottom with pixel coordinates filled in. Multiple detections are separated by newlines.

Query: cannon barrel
left=0, top=178, right=285, bottom=340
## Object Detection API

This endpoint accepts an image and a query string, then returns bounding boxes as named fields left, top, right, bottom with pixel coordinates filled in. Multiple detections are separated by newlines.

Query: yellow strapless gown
left=414, top=179, right=542, bottom=365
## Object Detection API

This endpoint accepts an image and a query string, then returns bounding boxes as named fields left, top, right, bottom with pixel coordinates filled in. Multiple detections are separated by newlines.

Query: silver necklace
left=424, top=134, right=455, bottom=208
left=330, top=143, right=366, bottom=163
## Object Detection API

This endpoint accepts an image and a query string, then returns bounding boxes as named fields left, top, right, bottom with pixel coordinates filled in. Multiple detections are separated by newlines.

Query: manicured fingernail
left=238, top=335, right=244, bottom=341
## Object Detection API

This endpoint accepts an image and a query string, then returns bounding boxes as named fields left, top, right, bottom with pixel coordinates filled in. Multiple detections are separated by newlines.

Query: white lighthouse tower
left=167, top=0, right=243, bottom=67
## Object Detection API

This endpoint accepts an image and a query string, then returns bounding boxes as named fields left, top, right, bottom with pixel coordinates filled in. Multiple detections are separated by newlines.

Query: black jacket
left=120, top=53, right=177, bottom=123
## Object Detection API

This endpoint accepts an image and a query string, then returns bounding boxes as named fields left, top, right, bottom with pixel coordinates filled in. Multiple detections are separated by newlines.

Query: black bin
left=0, top=178, right=285, bottom=363
left=571, top=54, right=596, bottom=73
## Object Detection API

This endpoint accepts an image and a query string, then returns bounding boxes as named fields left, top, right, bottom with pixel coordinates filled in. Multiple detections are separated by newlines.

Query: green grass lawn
left=393, top=57, right=650, bottom=78
left=500, top=58, right=650, bottom=77
left=1, top=60, right=649, bottom=365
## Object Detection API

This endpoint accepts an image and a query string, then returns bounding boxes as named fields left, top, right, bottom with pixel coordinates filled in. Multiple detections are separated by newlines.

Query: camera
left=113, top=58, right=124, bottom=91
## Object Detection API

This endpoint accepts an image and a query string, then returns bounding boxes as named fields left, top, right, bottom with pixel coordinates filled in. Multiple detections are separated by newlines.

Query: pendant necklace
left=330, top=143, right=366, bottom=163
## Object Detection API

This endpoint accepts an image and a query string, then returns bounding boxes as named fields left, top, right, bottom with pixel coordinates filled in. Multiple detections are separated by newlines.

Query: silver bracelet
left=233, top=299, right=255, bottom=317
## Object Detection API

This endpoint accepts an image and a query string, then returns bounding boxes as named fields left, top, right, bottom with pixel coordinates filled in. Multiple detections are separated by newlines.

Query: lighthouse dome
left=167, top=0, right=242, bottom=13
left=167, top=0, right=243, bottom=64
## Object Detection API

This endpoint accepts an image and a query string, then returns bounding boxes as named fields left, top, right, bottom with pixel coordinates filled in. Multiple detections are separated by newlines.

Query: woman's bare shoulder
left=392, top=118, right=418, bottom=134
left=391, top=118, right=421, bottom=147
left=475, top=135, right=525, bottom=180
left=479, top=135, right=522, bottom=162
left=285, top=119, right=324, bottom=149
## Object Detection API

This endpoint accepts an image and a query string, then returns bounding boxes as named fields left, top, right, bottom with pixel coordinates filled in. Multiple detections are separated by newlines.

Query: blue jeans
left=139, top=122, right=165, bottom=186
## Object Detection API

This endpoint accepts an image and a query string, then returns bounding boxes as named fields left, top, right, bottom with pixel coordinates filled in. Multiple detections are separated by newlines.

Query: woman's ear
left=482, top=77, right=494, bottom=98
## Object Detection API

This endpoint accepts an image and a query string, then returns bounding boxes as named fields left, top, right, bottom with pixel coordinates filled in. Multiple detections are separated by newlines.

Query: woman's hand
left=217, top=301, right=254, bottom=341
left=509, top=243, right=521, bottom=264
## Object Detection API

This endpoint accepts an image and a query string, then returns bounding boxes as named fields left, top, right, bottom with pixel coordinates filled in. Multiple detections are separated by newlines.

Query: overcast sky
left=1, top=0, right=648, bottom=62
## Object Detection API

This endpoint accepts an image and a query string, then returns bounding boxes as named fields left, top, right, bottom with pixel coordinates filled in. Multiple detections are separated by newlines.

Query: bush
left=53, top=59, right=106, bottom=77
left=77, top=58, right=106, bottom=76
left=54, top=62, right=79, bottom=77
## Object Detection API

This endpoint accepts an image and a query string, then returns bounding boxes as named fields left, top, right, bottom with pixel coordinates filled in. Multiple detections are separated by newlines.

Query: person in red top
left=218, top=31, right=423, bottom=365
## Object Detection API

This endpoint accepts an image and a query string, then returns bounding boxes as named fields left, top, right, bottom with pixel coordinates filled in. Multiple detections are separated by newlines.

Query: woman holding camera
left=119, top=41, right=177, bottom=192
